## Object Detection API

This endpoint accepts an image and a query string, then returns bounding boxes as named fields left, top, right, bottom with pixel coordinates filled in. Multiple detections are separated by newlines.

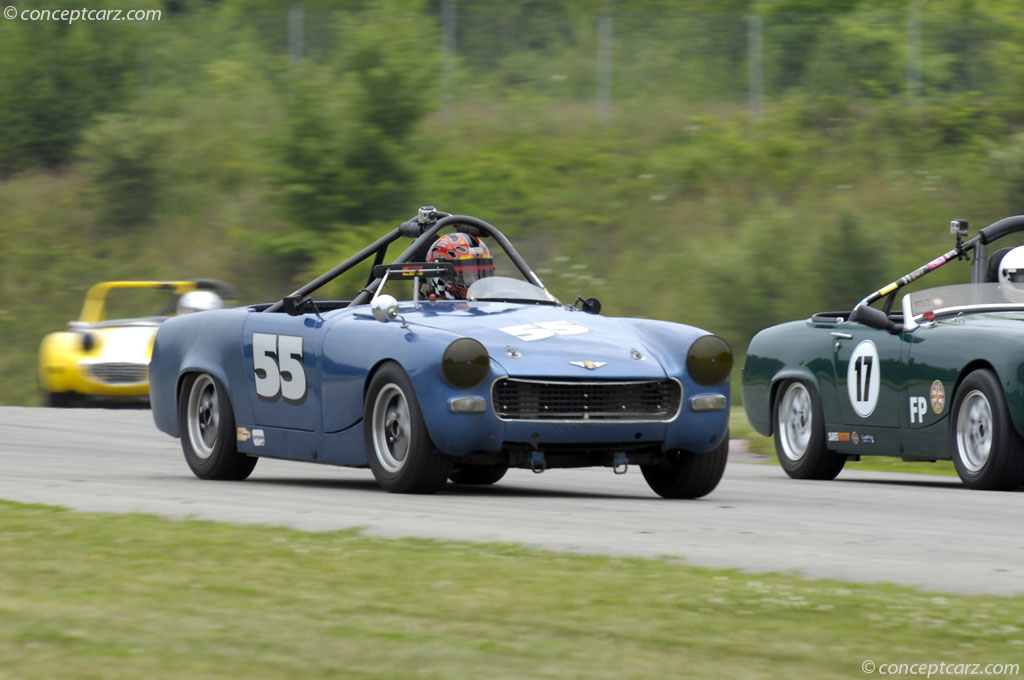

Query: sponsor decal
left=236, top=427, right=252, bottom=442
left=862, top=434, right=875, bottom=444
left=828, top=431, right=852, bottom=443
left=930, top=380, right=945, bottom=414
left=569, top=360, right=607, bottom=370
left=852, top=431, right=859, bottom=445
left=252, top=429, right=265, bottom=447
left=909, top=395, right=928, bottom=424
left=911, top=297, right=934, bottom=312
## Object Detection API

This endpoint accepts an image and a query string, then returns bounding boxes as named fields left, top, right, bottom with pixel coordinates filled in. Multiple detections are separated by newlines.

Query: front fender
left=38, top=331, right=82, bottom=392
left=743, top=320, right=832, bottom=437
left=323, top=316, right=508, bottom=454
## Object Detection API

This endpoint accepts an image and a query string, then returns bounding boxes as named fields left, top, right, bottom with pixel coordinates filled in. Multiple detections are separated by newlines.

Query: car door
left=242, top=312, right=323, bottom=432
left=830, top=325, right=903, bottom=429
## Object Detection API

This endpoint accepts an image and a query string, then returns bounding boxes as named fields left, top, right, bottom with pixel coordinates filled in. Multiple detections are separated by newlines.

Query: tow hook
left=613, top=452, right=629, bottom=475
left=530, top=450, right=547, bottom=474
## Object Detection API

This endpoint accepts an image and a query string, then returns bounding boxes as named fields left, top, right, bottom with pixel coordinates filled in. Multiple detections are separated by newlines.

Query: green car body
left=742, top=215, right=1024, bottom=490
left=743, top=311, right=1024, bottom=460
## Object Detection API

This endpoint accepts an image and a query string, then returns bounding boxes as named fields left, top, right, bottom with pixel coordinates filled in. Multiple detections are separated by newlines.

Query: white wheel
left=772, top=380, right=844, bottom=480
left=955, top=390, right=992, bottom=473
left=186, top=374, right=220, bottom=461
left=949, top=370, right=1024, bottom=490
left=178, top=373, right=257, bottom=481
left=370, top=383, right=413, bottom=473
left=363, top=363, right=451, bottom=494
left=777, top=381, right=812, bottom=462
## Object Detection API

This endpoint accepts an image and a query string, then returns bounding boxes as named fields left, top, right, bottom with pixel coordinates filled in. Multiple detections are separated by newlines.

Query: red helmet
left=425, top=232, right=494, bottom=299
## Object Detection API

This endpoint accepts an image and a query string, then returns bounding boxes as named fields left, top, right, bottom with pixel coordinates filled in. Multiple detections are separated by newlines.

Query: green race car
left=743, top=215, right=1024, bottom=490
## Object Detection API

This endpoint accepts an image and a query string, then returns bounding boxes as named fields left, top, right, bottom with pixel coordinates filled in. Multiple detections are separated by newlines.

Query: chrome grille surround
left=85, top=362, right=149, bottom=385
left=492, top=377, right=682, bottom=422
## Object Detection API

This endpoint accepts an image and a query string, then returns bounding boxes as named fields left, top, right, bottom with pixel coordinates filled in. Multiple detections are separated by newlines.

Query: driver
left=424, top=232, right=494, bottom=299
left=176, top=290, right=224, bottom=314
left=998, top=246, right=1024, bottom=302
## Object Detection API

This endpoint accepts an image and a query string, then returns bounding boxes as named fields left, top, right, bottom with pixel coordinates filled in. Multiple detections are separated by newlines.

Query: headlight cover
left=686, top=335, right=732, bottom=386
left=442, top=338, right=490, bottom=389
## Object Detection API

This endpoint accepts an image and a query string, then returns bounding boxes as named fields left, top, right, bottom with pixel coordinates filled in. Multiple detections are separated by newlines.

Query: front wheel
left=364, top=363, right=452, bottom=494
left=950, top=369, right=1024, bottom=490
left=773, top=380, right=845, bottom=480
left=179, top=373, right=257, bottom=481
left=448, top=466, right=508, bottom=486
left=640, top=436, right=728, bottom=499
left=43, top=390, right=73, bottom=407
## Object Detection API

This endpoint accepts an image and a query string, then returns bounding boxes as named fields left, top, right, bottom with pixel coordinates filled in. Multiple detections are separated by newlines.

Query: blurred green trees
left=4, top=0, right=1024, bottom=404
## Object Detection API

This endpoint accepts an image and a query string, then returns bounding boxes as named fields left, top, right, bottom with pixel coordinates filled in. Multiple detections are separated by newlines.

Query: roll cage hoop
left=850, top=215, right=1024, bottom=333
left=264, top=207, right=546, bottom=314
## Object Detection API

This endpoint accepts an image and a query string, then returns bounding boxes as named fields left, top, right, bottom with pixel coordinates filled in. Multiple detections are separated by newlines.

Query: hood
left=387, top=301, right=669, bottom=379
left=86, top=325, right=157, bottom=364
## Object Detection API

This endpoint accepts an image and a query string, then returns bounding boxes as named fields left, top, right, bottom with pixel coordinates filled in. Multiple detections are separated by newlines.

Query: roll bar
left=265, top=209, right=545, bottom=313
left=857, top=215, right=1024, bottom=308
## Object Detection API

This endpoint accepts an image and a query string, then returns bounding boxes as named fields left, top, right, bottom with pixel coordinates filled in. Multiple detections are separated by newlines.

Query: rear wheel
left=179, top=373, right=257, bottom=481
left=448, top=466, right=508, bottom=486
left=640, top=436, right=728, bottom=499
left=364, top=363, right=452, bottom=494
left=950, top=369, right=1024, bottom=490
left=773, top=380, right=845, bottom=480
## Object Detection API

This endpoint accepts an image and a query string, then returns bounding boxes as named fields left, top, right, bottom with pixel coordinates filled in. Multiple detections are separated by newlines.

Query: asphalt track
left=1, top=406, right=1021, bottom=596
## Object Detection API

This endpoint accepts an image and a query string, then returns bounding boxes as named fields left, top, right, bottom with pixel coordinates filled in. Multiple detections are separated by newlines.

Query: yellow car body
left=38, top=280, right=233, bottom=406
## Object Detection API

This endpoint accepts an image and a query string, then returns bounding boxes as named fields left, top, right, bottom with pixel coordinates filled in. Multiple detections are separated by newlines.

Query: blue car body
left=151, top=300, right=728, bottom=460
left=150, top=210, right=731, bottom=496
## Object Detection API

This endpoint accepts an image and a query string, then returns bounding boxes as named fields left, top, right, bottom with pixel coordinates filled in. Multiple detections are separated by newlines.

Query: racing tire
left=179, top=372, right=258, bottom=481
left=949, top=369, right=1024, bottom=491
left=43, top=390, right=73, bottom=408
left=448, top=465, right=508, bottom=486
left=773, top=380, right=845, bottom=480
left=640, top=435, right=729, bottom=499
left=364, top=362, right=452, bottom=494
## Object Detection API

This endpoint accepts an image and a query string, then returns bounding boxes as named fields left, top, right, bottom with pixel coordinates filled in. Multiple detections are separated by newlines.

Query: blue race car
left=150, top=208, right=732, bottom=497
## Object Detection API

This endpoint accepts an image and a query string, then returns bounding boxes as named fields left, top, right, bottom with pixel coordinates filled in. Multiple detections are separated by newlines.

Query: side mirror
left=850, top=304, right=901, bottom=334
left=574, top=296, right=602, bottom=314
left=371, top=294, right=399, bottom=323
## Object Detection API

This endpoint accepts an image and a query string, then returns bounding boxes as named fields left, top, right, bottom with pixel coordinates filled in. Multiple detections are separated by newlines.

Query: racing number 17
left=853, top=355, right=873, bottom=403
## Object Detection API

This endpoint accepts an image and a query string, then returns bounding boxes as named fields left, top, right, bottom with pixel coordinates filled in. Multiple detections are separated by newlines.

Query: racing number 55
left=253, top=333, right=307, bottom=402
left=500, top=320, right=589, bottom=342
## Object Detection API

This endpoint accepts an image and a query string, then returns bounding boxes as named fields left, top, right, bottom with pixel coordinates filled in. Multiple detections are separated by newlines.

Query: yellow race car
left=39, top=280, right=235, bottom=406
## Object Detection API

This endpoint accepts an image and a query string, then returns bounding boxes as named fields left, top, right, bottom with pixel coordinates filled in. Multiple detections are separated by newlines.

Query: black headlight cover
left=686, top=335, right=732, bottom=386
left=442, top=338, right=490, bottom=389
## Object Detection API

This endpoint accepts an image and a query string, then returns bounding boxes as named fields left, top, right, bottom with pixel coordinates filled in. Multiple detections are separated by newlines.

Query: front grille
left=86, top=362, right=149, bottom=384
left=492, top=378, right=681, bottom=421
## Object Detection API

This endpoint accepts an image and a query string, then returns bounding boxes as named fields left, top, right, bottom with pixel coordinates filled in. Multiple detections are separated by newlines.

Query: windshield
left=902, top=283, right=1024, bottom=328
left=466, top=276, right=558, bottom=304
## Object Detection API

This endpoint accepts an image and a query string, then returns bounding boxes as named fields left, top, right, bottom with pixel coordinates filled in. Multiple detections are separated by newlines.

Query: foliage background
left=4, top=0, right=1024, bottom=404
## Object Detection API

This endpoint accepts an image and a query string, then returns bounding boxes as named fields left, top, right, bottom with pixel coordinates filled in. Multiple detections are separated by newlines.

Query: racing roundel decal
left=930, top=380, right=945, bottom=414
left=846, top=340, right=880, bottom=418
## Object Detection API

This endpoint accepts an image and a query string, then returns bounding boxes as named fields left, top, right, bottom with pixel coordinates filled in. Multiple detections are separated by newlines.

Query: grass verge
left=729, top=407, right=958, bottom=476
left=1, top=500, right=1022, bottom=679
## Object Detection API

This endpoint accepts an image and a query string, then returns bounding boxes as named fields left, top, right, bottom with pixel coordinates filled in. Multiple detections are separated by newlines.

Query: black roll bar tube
left=855, top=215, right=1024, bottom=309
left=264, top=226, right=405, bottom=313
left=348, top=215, right=546, bottom=308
